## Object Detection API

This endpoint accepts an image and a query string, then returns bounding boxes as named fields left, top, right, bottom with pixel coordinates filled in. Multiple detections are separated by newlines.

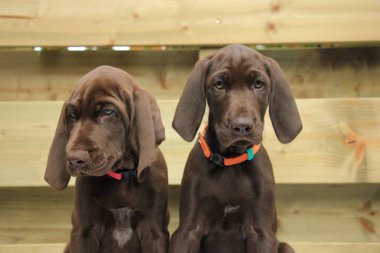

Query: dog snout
left=231, top=117, right=255, bottom=135
left=67, top=150, right=90, bottom=169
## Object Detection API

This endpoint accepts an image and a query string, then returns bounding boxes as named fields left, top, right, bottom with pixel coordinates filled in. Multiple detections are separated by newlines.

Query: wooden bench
left=0, top=0, right=379, bottom=252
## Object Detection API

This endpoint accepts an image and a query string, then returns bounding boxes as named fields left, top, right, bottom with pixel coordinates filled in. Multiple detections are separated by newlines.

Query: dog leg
left=169, top=192, right=225, bottom=253
left=63, top=242, right=70, bottom=253
left=136, top=219, right=169, bottom=253
left=169, top=224, right=206, bottom=253
left=69, top=227, right=101, bottom=253
left=243, top=225, right=278, bottom=253
left=243, top=224, right=259, bottom=253
left=135, top=190, right=170, bottom=253
left=278, top=242, right=295, bottom=253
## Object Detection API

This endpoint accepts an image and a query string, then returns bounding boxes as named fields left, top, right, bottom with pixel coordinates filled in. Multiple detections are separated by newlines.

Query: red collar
left=198, top=126, right=261, bottom=166
left=107, top=168, right=137, bottom=184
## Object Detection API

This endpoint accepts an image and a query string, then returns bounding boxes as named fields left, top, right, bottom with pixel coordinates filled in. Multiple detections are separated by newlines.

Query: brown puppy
left=170, top=44, right=302, bottom=253
left=45, top=66, right=169, bottom=253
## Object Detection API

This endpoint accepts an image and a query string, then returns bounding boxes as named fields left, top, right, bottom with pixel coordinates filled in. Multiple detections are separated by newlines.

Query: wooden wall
left=0, top=0, right=379, bottom=46
left=0, top=0, right=379, bottom=252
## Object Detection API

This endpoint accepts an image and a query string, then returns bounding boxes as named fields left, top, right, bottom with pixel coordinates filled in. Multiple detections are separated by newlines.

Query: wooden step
left=0, top=0, right=379, bottom=46
left=0, top=98, right=380, bottom=187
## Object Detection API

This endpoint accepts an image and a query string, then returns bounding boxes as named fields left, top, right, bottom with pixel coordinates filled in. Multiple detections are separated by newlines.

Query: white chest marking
left=224, top=205, right=240, bottom=217
left=113, top=227, right=133, bottom=248
left=110, top=207, right=134, bottom=248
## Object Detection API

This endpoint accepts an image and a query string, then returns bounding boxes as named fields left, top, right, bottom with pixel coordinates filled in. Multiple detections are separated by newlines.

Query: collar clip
left=208, top=152, right=224, bottom=166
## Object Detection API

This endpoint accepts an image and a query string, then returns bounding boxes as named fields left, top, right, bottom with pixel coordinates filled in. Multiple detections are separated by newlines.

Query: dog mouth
left=67, top=153, right=120, bottom=177
left=216, top=130, right=261, bottom=149
left=218, top=134, right=260, bottom=150
left=232, top=139, right=253, bottom=147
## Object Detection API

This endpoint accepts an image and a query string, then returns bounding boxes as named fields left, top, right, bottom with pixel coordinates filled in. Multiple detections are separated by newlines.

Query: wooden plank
left=1, top=47, right=380, bottom=101
left=0, top=50, right=197, bottom=101
left=0, top=244, right=66, bottom=253
left=0, top=188, right=72, bottom=245
left=275, top=184, right=380, bottom=242
left=0, top=0, right=379, bottom=46
left=1, top=243, right=380, bottom=253
left=0, top=185, right=378, bottom=245
left=293, top=243, right=380, bottom=253
left=0, top=98, right=380, bottom=186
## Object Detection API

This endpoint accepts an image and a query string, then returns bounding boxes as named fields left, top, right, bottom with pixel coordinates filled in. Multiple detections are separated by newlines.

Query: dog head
left=45, top=66, right=165, bottom=190
left=173, top=44, right=302, bottom=151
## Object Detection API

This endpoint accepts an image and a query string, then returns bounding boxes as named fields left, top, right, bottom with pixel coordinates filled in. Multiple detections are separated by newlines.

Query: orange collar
left=198, top=126, right=261, bottom=166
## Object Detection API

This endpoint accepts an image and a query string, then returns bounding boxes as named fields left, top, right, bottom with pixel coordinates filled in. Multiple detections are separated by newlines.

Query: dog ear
left=133, top=88, right=165, bottom=182
left=267, top=57, right=302, bottom=143
left=44, top=103, right=71, bottom=190
left=172, top=56, right=212, bottom=142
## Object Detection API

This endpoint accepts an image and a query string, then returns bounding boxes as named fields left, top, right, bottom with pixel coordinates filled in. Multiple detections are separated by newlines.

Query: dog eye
left=101, top=108, right=114, bottom=116
left=213, top=79, right=225, bottom=90
left=67, top=112, right=77, bottom=121
left=253, top=79, right=265, bottom=89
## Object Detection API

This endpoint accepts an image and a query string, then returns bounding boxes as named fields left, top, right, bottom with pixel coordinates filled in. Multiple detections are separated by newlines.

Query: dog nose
left=232, top=117, right=254, bottom=135
left=67, top=150, right=89, bottom=169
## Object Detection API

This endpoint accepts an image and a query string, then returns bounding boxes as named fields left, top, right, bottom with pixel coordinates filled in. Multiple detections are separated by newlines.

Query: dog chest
left=110, top=207, right=135, bottom=248
left=203, top=166, right=258, bottom=203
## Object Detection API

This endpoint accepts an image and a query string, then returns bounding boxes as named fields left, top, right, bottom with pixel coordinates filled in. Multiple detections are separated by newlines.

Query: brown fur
left=170, top=44, right=302, bottom=253
left=45, top=66, right=169, bottom=253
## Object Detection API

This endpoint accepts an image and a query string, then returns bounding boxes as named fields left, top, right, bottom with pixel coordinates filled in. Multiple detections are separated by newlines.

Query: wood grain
left=1, top=47, right=379, bottom=101
left=0, top=0, right=379, bottom=46
left=0, top=50, right=197, bottom=101
left=0, top=185, right=378, bottom=245
left=0, top=98, right=380, bottom=186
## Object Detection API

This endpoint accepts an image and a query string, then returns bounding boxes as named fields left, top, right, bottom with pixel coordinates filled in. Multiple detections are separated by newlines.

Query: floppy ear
left=44, top=103, right=71, bottom=190
left=172, top=56, right=212, bottom=142
left=133, top=88, right=165, bottom=182
left=267, top=57, right=302, bottom=143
